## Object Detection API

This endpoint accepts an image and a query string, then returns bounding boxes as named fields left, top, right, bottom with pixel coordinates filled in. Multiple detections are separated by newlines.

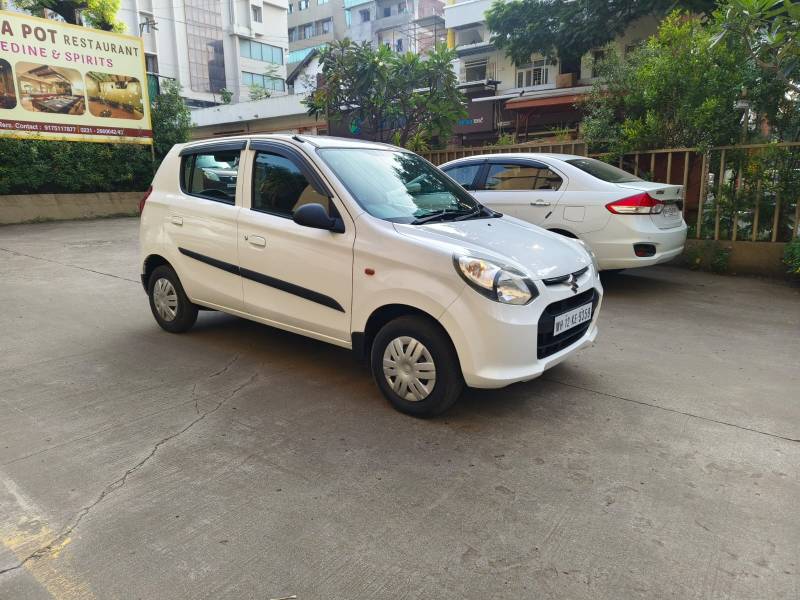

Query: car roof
left=182, top=133, right=396, bottom=152
left=441, top=152, right=586, bottom=164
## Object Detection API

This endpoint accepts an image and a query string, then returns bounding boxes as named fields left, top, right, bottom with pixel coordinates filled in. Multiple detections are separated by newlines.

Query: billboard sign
left=0, top=10, right=152, bottom=144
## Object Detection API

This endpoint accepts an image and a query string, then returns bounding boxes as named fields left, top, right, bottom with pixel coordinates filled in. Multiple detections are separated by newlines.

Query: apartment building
left=116, top=0, right=289, bottom=106
left=345, top=0, right=445, bottom=55
left=444, top=0, right=659, bottom=144
left=286, top=0, right=346, bottom=66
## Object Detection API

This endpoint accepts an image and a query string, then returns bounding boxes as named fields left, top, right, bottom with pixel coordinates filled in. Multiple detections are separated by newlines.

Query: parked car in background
left=140, top=136, right=603, bottom=416
left=440, top=154, right=688, bottom=271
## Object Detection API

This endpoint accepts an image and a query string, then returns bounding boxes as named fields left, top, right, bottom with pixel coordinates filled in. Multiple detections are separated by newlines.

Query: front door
left=237, top=144, right=354, bottom=344
left=473, top=160, right=566, bottom=225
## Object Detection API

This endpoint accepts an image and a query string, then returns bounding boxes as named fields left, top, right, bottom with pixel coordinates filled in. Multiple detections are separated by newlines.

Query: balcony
left=443, top=0, right=492, bottom=29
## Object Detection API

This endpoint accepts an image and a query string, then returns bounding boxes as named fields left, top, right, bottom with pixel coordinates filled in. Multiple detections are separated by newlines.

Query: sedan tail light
left=606, top=192, right=664, bottom=215
left=138, top=186, right=153, bottom=215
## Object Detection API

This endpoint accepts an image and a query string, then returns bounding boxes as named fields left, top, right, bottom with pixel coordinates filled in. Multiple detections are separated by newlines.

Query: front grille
left=542, top=266, right=588, bottom=287
left=537, top=289, right=598, bottom=359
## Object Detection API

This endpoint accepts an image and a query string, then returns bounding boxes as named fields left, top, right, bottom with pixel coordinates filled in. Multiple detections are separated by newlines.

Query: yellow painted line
left=1, top=476, right=96, bottom=600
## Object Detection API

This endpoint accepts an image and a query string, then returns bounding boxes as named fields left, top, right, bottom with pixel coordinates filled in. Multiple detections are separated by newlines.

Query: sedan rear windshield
left=318, top=148, right=480, bottom=223
left=565, top=158, right=642, bottom=183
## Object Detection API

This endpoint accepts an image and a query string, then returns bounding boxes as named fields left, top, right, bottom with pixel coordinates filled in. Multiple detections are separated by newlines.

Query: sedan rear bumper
left=582, top=216, right=688, bottom=270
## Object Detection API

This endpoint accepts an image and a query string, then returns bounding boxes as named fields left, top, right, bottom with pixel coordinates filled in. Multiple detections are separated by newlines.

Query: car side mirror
left=293, top=203, right=344, bottom=233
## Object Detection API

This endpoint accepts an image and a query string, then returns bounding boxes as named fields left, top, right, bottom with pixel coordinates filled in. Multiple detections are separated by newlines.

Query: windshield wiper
left=411, top=209, right=469, bottom=225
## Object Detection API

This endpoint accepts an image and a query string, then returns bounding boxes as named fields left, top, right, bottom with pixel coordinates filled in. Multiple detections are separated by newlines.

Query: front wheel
left=370, top=315, right=464, bottom=417
left=148, top=265, right=198, bottom=333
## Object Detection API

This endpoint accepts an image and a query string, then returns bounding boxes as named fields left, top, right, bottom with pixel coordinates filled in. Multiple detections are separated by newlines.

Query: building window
left=516, top=59, right=548, bottom=88
left=382, top=6, right=391, bottom=17
left=395, top=38, right=403, bottom=52
left=251, top=4, right=262, bottom=22
left=318, top=0, right=329, bottom=4
left=397, top=1, right=407, bottom=13
left=301, top=23, right=314, bottom=39
left=288, top=28, right=297, bottom=42
left=464, top=58, right=487, bottom=82
left=360, top=9, right=370, bottom=22
left=298, top=0, right=309, bottom=10
left=288, top=3, right=293, bottom=13
left=317, top=18, right=332, bottom=34
left=185, top=0, right=226, bottom=93
left=241, top=39, right=283, bottom=64
left=345, top=9, right=352, bottom=26
left=591, top=49, right=606, bottom=78
left=242, top=71, right=286, bottom=92
left=145, top=53, right=159, bottom=74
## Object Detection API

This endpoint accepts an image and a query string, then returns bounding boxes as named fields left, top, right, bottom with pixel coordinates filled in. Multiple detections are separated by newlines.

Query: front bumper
left=439, top=272, right=602, bottom=389
left=583, top=216, right=688, bottom=270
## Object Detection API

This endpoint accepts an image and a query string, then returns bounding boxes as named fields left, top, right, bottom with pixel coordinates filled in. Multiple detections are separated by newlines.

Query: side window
left=180, top=150, right=240, bottom=203
left=252, top=151, right=330, bottom=217
left=443, top=164, right=481, bottom=190
left=484, top=163, right=562, bottom=191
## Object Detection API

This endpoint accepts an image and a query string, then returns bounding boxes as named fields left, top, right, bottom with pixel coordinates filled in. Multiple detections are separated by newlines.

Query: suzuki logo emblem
left=567, top=274, right=579, bottom=293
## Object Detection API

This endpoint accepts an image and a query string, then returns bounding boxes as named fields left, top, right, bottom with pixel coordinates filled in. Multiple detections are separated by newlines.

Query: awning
left=505, top=94, right=584, bottom=111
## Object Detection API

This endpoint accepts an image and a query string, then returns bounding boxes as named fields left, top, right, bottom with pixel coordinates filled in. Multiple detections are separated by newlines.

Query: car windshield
left=318, top=148, right=481, bottom=223
left=565, top=158, right=642, bottom=183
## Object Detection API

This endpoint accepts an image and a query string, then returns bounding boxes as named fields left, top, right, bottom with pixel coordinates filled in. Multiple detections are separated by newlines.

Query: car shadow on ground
left=599, top=267, right=685, bottom=297
left=181, top=309, right=567, bottom=423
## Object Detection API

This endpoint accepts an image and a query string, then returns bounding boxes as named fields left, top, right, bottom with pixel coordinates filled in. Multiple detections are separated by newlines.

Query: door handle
left=170, top=215, right=183, bottom=226
left=530, top=200, right=551, bottom=207
left=245, top=234, right=266, bottom=248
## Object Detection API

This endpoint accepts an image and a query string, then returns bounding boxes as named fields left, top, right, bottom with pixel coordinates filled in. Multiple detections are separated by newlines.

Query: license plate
left=553, top=302, right=593, bottom=336
left=663, top=204, right=679, bottom=218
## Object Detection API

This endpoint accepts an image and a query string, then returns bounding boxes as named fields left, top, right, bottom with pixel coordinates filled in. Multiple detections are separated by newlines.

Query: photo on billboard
left=85, top=72, right=144, bottom=120
left=0, top=10, right=152, bottom=144
left=16, top=62, right=86, bottom=115
left=0, top=59, right=16, bottom=109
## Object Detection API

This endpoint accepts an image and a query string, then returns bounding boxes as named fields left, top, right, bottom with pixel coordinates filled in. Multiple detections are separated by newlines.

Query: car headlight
left=454, top=255, right=538, bottom=305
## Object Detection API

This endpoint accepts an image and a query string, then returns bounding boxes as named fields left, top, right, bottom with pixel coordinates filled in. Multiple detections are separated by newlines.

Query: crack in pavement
left=542, top=377, right=800, bottom=444
left=0, top=247, right=139, bottom=284
left=0, top=373, right=259, bottom=578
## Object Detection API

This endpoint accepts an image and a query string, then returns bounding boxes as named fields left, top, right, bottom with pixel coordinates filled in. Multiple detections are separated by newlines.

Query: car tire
left=370, top=315, right=464, bottom=417
left=148, top=265, right=198, bottom=333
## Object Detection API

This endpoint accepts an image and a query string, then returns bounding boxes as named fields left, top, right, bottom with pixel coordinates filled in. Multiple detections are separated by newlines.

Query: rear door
left=236, top=141, right=354, bottom=344
left=166, top=141, right=246, bottom=311
left=472, top=159, right=566, bottom=225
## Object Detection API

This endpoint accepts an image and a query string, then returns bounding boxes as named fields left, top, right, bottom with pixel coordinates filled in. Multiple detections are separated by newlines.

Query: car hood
left=394, top=216, right=590, bottom=280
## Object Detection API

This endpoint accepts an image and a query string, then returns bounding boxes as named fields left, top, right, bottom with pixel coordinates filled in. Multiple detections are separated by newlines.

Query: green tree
left=485, top=0, right=716, bottom=73
left=248, top=65, right=280, bottom=102
left=13, top=0, right=124, bottom=32
left=219, top=88, right=233, bottom=104
left=304, top=41, right=466, bottom=146
left=713, top=0, right=800, bottom=95
left=581, top=13, right=768, bottom=154
left=150, top=79, right=191, bottom=161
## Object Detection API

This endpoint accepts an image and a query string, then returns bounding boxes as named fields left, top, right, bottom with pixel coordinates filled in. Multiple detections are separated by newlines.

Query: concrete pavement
left=0, top=218, right=798, bottom=599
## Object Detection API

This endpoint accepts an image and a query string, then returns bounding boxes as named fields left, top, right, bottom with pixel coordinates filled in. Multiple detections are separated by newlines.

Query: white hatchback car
left=440, top=154, right=688, bottom=271
left=140, top=136, right=603, bottom=416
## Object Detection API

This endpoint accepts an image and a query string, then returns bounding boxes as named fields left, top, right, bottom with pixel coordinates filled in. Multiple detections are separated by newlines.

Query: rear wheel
left=370, top=315, right=463, bottom=417
left=148, top=265, right=198, bottom=333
